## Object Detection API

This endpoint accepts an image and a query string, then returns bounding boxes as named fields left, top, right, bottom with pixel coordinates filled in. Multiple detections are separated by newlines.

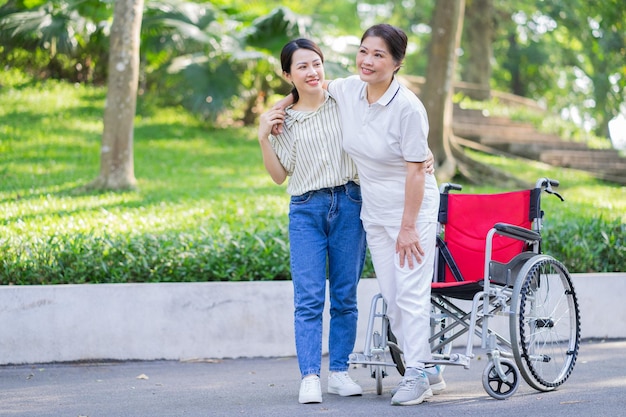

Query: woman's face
left=284, top=48, right=324, bottom=95
left=356, top=36, right=400, bottom=86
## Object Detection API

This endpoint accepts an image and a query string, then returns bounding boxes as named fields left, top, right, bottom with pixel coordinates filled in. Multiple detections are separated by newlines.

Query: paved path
left=1, top=339, right=624, bottom=417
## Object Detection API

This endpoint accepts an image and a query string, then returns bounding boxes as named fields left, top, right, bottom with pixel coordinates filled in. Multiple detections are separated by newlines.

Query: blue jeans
left=289, top=181, right=367, bottom=377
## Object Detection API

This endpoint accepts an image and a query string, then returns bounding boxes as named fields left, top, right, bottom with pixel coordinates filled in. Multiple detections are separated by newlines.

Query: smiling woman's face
left=356, top=36, right=400, bottom=87
left=284, top=48, right=325, bottom=96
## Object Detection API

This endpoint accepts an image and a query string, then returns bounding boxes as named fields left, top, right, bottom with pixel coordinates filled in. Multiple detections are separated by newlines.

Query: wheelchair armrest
left=494, top=222, right=541, bottom=243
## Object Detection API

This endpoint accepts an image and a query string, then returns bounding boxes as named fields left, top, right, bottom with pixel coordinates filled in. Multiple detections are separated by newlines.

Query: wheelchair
left=349, top=178, right=581, bottom=399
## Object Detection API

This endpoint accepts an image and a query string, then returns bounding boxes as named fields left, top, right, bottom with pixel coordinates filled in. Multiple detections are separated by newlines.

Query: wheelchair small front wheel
left=373, top=365, right=384, bottom=395
left=482, top=359, right=520, bottom=400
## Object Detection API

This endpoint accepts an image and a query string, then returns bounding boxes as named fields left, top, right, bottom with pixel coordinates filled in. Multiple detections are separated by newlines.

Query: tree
left=461, top=0, right=494, bottom=100
left=88, top=0, right=143, bottom=191
left=420, top=0, right=466, bottom=182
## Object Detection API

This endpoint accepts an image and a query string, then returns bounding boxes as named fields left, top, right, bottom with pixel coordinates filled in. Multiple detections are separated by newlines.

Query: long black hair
left=280, top=38, right=324, bottom=103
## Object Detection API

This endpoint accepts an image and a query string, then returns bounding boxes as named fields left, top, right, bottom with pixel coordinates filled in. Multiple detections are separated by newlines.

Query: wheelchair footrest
left=427, top=353, right=471, bottom=369
left=348, top=352, right=397, bottom=368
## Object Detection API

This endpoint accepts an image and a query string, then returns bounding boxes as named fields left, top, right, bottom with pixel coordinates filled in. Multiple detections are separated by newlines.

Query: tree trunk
left=89, top=0, right=143, bottom=191
left=507, top=32, right=525, bottom=97
left=461, top=0, right=494, bottom=101
left=421, top=0, right=466, bottom=182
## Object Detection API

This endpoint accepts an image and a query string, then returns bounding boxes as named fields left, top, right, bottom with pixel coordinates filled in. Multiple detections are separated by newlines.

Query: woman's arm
left=396, top=161, right=426, bottom=269
left=258, top=108, right=288, bottom=184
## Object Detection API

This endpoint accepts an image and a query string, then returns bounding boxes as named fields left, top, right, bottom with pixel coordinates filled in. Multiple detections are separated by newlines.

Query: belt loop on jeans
left=317, top=181, right=354, bottom=194
left=336, top=182, right=352, bottom=192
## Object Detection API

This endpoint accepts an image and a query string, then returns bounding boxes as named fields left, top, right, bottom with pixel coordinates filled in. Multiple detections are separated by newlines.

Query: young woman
left=326, top=24, right=443, bottom=406
left=257, top=39, right=366, bottom=405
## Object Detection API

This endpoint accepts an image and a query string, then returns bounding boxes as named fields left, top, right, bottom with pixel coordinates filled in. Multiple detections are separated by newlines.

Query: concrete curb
left=1, top=273, right=624, bottom=365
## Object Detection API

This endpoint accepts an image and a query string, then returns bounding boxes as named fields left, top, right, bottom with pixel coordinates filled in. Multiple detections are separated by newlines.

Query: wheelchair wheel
left=482, top=359, right=520, bottom=400
left=510, top=255, right=581, bottom=391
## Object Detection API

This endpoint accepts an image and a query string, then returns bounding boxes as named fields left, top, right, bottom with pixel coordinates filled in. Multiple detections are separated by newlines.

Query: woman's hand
left=424, top=149, right=435, bottom=175
left=395, top=226, right=424, bottom=269
left=268, top=94, right=294, bottom=135
left=258, top=108, right=285, bottom=141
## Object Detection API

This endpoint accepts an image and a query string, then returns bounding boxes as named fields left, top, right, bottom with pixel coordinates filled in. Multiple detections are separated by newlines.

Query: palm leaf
left=243, top=6, right=311, bottom=52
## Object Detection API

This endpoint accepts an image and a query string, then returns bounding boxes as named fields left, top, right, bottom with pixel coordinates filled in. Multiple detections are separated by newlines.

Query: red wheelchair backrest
left=442, top=190, right=532, bottom=283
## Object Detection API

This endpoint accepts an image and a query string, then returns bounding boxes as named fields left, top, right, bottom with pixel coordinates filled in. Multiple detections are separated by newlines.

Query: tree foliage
left=489, top=0, right=625, bottom=138
left=1, top=0, right=624, bottom=139
left=0, top=0, right=111, bottom=82
left=539, top=0, right=626, bottom=137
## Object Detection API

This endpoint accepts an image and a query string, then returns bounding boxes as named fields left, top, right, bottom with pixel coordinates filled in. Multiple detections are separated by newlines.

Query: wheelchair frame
left=349, top=178, right=581, bottom=399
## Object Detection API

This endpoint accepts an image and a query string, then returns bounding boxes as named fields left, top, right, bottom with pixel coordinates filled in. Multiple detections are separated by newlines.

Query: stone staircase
left=399, top=74, right=626, bottom=184
left=452, top=105, right=626, bottom=185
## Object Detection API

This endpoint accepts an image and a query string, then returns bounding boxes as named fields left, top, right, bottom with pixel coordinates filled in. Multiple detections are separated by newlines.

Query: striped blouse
left=269, top=92, right=359, bottom=196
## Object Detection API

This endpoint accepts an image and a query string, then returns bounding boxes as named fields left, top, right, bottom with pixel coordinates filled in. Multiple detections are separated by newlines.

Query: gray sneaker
left=391, top=368, right=433, bottom=406
left=391, top=365, right=446, bottom=395
left=424, top=365, right=446, bottom=394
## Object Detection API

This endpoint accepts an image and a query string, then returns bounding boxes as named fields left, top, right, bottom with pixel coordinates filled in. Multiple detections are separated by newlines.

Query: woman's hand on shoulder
left=424, top=149, right=435, bottom=175
left=268, top=96, right=293, bottom=135
left=258, top=108, right=285, bottom=141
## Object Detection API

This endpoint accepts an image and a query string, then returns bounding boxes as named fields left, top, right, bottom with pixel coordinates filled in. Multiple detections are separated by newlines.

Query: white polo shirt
left=328, top=75, right=439, bottom=226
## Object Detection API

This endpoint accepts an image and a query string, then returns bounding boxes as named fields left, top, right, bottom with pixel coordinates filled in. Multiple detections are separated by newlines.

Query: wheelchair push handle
left=440, top=183, right=463, bottom=194
left=536, top=177, right=564, bottom=202
left=536, top=177, right=559, bottom=189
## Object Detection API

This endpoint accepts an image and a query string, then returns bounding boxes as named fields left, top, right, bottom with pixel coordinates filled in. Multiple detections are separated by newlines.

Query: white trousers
left=364, top=222, right=437, bottom=369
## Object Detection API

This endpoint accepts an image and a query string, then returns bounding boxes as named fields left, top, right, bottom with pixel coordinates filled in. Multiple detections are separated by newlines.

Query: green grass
left=461, top=150, right=626, bottom=221
left=1, top=78, right=624, bottom=284
left=1, top=79, right=295, bottom=283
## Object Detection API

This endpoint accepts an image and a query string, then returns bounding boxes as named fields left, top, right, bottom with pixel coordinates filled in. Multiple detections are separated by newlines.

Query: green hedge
left=544, top=216, right=625, bottom=273
left=1, top=227, right=293, bottom=284
left=1, top=214, right=622, bottom=285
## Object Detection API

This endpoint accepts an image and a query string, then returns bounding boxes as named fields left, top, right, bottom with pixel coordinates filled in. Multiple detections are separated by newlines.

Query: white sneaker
left=299, top=375, right=322, bottom=404
left=327, top=371, right=363, bottom=396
